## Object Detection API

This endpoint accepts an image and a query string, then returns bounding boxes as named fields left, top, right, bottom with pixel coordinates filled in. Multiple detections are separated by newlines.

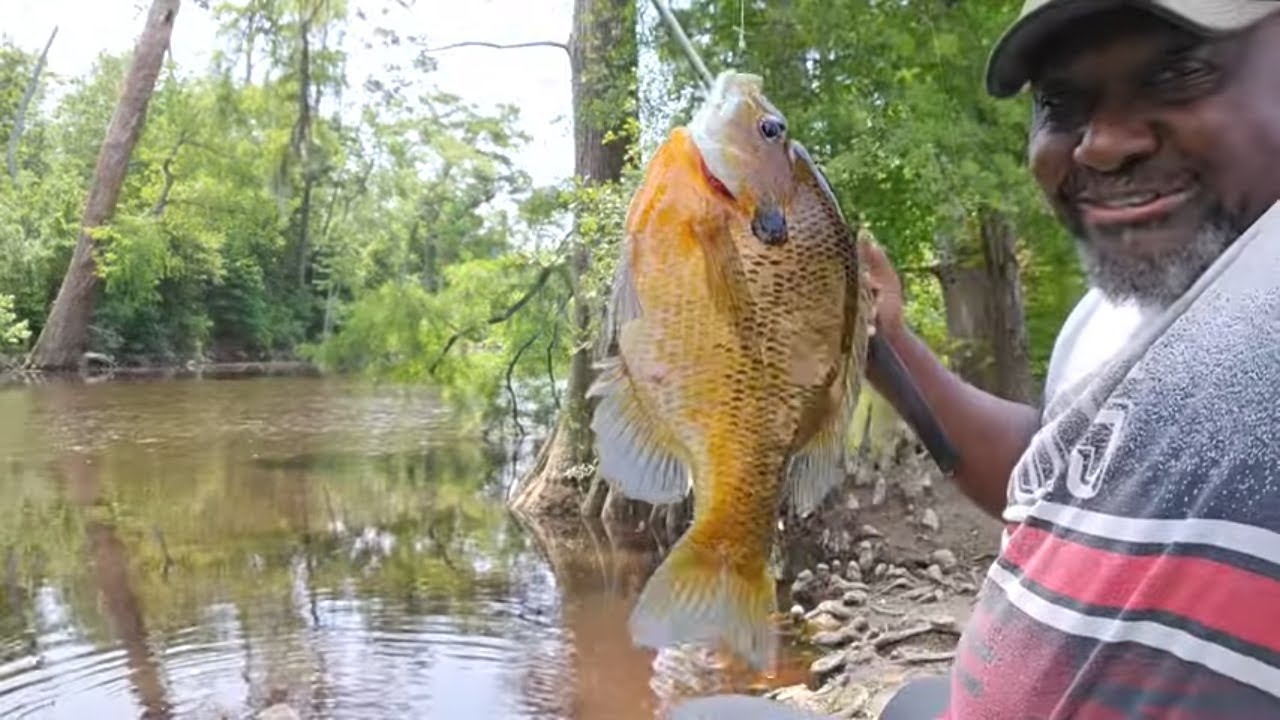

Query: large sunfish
left=588, top=70, right=873, bottom=670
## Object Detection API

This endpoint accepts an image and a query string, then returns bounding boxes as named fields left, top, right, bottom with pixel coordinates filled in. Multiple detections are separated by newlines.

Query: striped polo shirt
left=944, top=201, right=1280, bottom=718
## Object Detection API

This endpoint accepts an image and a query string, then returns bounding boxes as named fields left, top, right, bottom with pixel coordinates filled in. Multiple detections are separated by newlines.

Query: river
left=0, top=375, right=808, bottom=719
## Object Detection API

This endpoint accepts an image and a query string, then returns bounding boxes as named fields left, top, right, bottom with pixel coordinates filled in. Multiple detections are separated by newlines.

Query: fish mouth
left=750, top=203, right=788, bottom=246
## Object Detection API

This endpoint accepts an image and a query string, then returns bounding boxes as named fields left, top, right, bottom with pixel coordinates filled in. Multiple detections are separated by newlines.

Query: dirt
left=756, top=448, right=1004, bottom=718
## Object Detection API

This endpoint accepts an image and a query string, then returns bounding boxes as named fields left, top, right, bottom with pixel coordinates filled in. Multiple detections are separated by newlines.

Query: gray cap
left=985, top=0, right=1280, bottom=97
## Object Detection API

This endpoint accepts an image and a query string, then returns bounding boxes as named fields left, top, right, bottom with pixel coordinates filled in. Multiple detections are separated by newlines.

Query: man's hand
left=852, top=231, right=1040, bottom=519
left=858, top=238, right=904, bottom=335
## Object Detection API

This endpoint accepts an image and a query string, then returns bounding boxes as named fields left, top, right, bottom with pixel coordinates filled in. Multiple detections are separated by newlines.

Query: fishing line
left=649, top=0, right=714, bottom=88
left=739, top=0, right=746, bottom=52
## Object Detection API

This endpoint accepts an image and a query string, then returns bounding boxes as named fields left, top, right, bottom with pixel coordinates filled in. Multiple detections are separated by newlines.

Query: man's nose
left=1071, top=107, right=1158, bottom=172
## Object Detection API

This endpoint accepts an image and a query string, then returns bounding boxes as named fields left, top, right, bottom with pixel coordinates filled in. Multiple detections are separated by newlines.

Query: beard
left=1071, top=204, right=1250, bottom=308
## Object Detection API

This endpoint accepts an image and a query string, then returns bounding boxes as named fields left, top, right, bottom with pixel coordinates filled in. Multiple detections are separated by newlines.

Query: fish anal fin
left=628, top=534, right=778, bottom=672
left=588, top=356, right=690, bottom=505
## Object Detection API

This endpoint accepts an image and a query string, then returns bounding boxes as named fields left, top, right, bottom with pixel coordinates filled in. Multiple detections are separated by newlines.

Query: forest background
left=0, top=0, right=1083, bottom=498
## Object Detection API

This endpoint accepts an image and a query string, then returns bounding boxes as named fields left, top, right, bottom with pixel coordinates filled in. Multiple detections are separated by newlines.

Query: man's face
left=1027, top=9, right=1280, bottom=306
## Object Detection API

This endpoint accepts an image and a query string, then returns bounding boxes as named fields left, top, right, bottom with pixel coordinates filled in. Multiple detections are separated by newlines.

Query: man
left=869, top=0, right=1280, bottom=718
left=673, top=1, right=1280, bottom=718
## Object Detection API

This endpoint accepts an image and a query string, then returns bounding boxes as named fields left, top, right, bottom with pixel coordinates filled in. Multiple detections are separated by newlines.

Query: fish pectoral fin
left=785, top=365, right=863, bottom=518
left=694, top=212, right=748, bottom=324
left=587, top=356, right=691, bottom=505
left=628, top=535, right=778, bottom=672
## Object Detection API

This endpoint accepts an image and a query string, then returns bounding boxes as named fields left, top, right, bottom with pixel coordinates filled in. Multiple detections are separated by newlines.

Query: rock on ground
left=767, top=451, right=1001, bottom=718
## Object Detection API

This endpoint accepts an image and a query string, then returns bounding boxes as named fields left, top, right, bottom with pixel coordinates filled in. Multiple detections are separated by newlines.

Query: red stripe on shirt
left=1003, top=524, right=1280, bottom=655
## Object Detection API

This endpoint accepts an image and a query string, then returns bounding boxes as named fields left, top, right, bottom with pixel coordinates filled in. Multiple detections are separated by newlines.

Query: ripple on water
left=0, top=584, right=575, bottom=720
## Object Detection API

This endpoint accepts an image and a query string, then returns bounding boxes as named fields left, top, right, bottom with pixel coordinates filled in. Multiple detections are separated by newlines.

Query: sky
left=4, top=0, right=581, bottom=189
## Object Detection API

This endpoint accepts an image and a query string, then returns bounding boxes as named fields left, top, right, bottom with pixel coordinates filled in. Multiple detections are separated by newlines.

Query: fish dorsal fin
left=783, top=357, right=865, bottom=517
left=789, top=140, right=849, bottom=226
left=595, top=241, right=644, bottom=358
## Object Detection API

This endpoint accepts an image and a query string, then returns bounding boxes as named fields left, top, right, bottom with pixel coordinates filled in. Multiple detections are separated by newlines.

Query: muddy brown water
left=0, top=376, right=812, bottom=719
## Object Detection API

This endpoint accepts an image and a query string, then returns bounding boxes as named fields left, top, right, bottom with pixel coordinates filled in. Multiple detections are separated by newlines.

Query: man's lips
left=1072, top=182, right=1198, bottom=227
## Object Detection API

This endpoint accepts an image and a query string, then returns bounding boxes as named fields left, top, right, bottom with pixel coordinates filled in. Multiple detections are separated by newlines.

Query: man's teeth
left=1101, top=192, right=1160, bottom=207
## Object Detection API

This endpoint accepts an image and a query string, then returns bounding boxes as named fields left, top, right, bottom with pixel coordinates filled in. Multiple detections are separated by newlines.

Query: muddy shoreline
left=0, top=359, right=322, bottom=387
left=763, top=450, right=1001, bottom=718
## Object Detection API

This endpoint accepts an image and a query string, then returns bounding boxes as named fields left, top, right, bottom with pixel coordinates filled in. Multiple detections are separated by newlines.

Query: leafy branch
left=7, top=26, right=57, bottom=185
left=427, top=263, right=561, bottom=375
left=505, top=328, right=544, bottom=437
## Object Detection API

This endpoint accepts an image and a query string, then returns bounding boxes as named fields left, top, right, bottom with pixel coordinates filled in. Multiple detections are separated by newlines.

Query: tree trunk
left=979, top=208, right=1034, bottom=403
left=293, top=7, right=315, bottom=289
left=24, top=0, right=180, bottom=371
left=936, top=207, right=1034, bottom=403
left=510, top=0, right=638, bottom=518
left=6, top=26, right=57, bottom=185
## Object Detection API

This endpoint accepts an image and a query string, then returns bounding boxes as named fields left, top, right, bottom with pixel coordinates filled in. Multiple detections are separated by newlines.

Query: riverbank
left=763, top=449, right=1001, bottom=718
left=0, top=358, right=322, bottom=387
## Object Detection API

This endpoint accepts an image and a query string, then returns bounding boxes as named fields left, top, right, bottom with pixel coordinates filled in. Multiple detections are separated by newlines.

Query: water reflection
left=0, top=377, right=801, bottom=719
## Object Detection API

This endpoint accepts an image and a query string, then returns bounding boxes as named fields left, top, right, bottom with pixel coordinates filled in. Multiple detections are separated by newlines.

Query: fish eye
left=759, top=117, right=786, bottom=141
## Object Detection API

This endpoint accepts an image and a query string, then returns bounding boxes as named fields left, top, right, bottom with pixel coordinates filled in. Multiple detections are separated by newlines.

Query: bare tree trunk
left=979, top=207, right=1034, bottom=403
left=935, top=207, right=1033, bottom=403
left=6, top=26, right=57, bottom=185
left=294, top=6, right=316, bottom=289
left=510, top=0, right=638, bottom=518
left=24, top=0, right=180, bottom=371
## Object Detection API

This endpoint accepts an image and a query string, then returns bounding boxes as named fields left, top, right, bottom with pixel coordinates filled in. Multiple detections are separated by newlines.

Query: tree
left=6, top=27, right=56, bottom=185
left=25, top=0, right=181, bottom=370
left=509, top=0, right=640, bottom=518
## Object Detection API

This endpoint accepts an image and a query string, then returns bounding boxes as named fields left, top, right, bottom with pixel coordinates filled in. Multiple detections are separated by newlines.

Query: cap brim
left=984, top=0, right=1268, bottom=98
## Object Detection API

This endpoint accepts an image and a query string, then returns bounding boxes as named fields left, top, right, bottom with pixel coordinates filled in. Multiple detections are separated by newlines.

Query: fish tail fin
left=629, top=533, right=778, bottom=671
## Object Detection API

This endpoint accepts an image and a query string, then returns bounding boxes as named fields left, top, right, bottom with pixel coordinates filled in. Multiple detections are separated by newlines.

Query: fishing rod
left=646, top=0, right=961, bottom=476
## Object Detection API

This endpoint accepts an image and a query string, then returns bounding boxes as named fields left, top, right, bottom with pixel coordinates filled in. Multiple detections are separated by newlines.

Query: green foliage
left=0, top=293, right=29, bottom=352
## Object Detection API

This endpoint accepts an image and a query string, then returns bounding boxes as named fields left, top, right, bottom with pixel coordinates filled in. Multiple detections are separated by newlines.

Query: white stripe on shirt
left=987, top=563, right=1280, bottom=698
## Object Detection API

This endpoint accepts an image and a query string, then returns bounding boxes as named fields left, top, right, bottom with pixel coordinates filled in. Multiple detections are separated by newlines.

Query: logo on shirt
left=1011, top=363, right=1139, bottom=506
